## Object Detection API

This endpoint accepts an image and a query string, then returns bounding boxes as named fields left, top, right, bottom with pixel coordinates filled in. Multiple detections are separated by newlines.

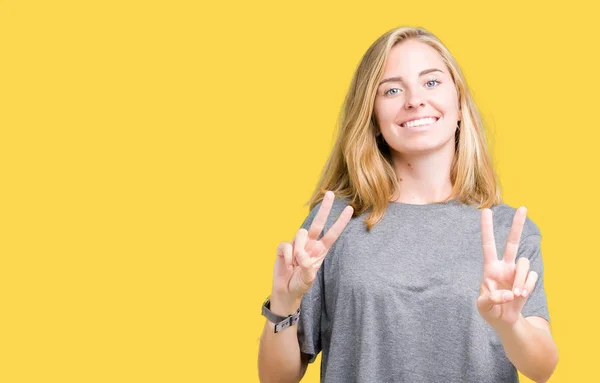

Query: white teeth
left=402, top=117, right=438, bottom=128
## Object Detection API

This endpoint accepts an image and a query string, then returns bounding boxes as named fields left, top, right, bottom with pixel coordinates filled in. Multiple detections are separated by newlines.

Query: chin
left=389, top=136, right=455, bottom=155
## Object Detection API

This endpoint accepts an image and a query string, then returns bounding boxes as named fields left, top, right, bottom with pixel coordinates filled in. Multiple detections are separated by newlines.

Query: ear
left=458, top=109, right=462, bottom=121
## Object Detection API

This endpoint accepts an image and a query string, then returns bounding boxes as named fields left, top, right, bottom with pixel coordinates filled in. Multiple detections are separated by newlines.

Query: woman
left=258, top=26, right=558, bottom=382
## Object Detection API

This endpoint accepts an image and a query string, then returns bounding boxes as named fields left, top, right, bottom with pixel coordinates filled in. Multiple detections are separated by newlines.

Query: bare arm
left=478, top=208, right=558, bottom=382
left=258, top=294, right=308, bottom=383
left=258, top=192, right=353, bottom=382
left=494, top=315, right=558, bottom=383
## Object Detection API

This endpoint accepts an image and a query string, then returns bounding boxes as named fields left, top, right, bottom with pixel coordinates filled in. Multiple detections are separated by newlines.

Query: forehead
left=383, top=40, right=446, bottom=76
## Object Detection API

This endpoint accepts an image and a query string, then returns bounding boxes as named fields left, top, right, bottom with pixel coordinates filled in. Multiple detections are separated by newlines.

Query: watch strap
left=261, top=296, right=301, bottom=333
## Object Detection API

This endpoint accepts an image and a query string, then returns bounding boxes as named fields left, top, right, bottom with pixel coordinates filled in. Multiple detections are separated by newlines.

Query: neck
left=390, top=144, right=455, bottom=204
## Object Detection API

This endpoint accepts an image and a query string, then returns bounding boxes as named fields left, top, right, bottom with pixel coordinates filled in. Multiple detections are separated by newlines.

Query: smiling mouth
left=400, top=117, right=440, bottom=128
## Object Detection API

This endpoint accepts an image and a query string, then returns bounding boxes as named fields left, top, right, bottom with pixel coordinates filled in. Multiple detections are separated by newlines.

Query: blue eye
left=384, top=88, right=401, bottom=96
left=426, top=79, right=441, bottom=88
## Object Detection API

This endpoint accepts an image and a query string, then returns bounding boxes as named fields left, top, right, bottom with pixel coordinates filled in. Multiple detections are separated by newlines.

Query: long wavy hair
left=306, top=26, right=502, bottom=231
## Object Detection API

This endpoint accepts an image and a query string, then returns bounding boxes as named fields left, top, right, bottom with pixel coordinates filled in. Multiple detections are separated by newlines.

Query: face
left=373, top=39, right=461, bottom=155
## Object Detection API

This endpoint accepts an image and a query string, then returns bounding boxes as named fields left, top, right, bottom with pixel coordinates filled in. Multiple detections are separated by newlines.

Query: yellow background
left=0, top=0, right=594, bottom=382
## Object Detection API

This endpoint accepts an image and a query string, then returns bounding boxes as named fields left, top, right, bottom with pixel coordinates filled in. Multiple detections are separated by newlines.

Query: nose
left=404, top=88, right=425, bottom=109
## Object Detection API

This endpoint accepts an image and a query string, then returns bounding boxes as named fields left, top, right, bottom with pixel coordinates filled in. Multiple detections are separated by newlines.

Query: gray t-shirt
left=297, top=198, right=550, bottom=382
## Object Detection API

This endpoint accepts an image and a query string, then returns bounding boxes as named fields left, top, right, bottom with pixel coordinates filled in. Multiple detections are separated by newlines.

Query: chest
left=323, top=222, right=486, bottom=303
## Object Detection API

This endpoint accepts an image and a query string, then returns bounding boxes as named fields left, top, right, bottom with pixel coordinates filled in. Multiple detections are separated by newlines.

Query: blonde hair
left=306, top=26, right=502, bottom=230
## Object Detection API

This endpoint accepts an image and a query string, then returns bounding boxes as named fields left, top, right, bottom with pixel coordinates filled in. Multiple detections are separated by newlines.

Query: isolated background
left=1, top=0, right=594, bottom=381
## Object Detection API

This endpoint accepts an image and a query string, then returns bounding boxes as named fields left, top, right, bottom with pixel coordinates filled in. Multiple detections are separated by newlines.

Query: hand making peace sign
left=477, top=207, right=539, bottom=326
left=271, top=191, right=354, bottom=301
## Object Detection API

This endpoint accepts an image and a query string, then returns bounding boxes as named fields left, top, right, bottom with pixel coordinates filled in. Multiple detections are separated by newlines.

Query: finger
left=298, top=256, right=319, bottom=287
left=296, top=247, right=314, bottom=269
left=477, top=289, right=515, bottom=312
left=320, top=205, right=354, bottom=250
left=485, top=278, right=498, bottom=292
left=521, top=270, right=538, bottom=298
left=481, top=208, right=498, bottom=264
left=290, top=239, right=297, bottom=267
left=280, top=242, right=293, bottom=271
left=503, top=207, right=527, bottom=264
left=307, top=191, right=335, bottom=242
left=294, top=229, right=309, bottom=261
left=512, top=257, right=530, bottom=297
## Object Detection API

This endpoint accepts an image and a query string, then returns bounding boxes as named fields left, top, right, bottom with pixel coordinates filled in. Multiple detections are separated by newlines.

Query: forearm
left=493, top=315, right=558, bottom=382
left=258, top=294, right=305, bottom=383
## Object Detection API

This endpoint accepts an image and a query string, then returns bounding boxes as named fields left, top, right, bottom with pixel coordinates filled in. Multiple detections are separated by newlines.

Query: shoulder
left=490, top=202, right=541, bottom=238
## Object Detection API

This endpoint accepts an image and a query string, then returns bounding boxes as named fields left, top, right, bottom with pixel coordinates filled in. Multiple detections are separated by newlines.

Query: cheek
left=429, top=100, right=459, bottom=119
left=373, top=101, right=397, bottom=125
left=439, top=90, right=460, bottom=114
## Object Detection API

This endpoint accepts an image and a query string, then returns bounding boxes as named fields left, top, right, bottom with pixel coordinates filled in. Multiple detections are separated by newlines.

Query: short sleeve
left=297, top=265, right=324, bottom=363
left=517, top=234, right=551, bottom=322
left=296, top=203, right=325, bottom=364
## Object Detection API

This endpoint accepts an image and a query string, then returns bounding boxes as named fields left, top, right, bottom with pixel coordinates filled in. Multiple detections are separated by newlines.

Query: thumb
left=477, top=289, right=515, bottom=312
left=296, top=250, right=318, bottom=286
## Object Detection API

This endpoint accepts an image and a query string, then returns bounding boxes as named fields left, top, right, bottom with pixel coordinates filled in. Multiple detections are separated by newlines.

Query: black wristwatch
left=261, top=296, right=301, bottom=333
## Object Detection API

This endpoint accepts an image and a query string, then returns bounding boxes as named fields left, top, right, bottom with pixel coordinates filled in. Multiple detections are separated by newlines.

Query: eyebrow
left=378, top=68, right=444, bottom=86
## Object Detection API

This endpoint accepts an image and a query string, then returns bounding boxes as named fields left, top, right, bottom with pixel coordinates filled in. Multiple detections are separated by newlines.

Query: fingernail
left=522, top=289, right=528, bottom=297
left=513, top=287, right=520, bottom=296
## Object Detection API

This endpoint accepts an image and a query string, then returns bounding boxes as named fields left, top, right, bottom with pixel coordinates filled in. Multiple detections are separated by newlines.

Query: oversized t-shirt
left=297, top=198, right=550, bottom=382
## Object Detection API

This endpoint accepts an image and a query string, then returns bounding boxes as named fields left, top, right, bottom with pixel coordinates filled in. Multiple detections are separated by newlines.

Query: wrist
left=491, top=313, right=526, bottom=337
left=269, top=291, right=303, bottom=316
